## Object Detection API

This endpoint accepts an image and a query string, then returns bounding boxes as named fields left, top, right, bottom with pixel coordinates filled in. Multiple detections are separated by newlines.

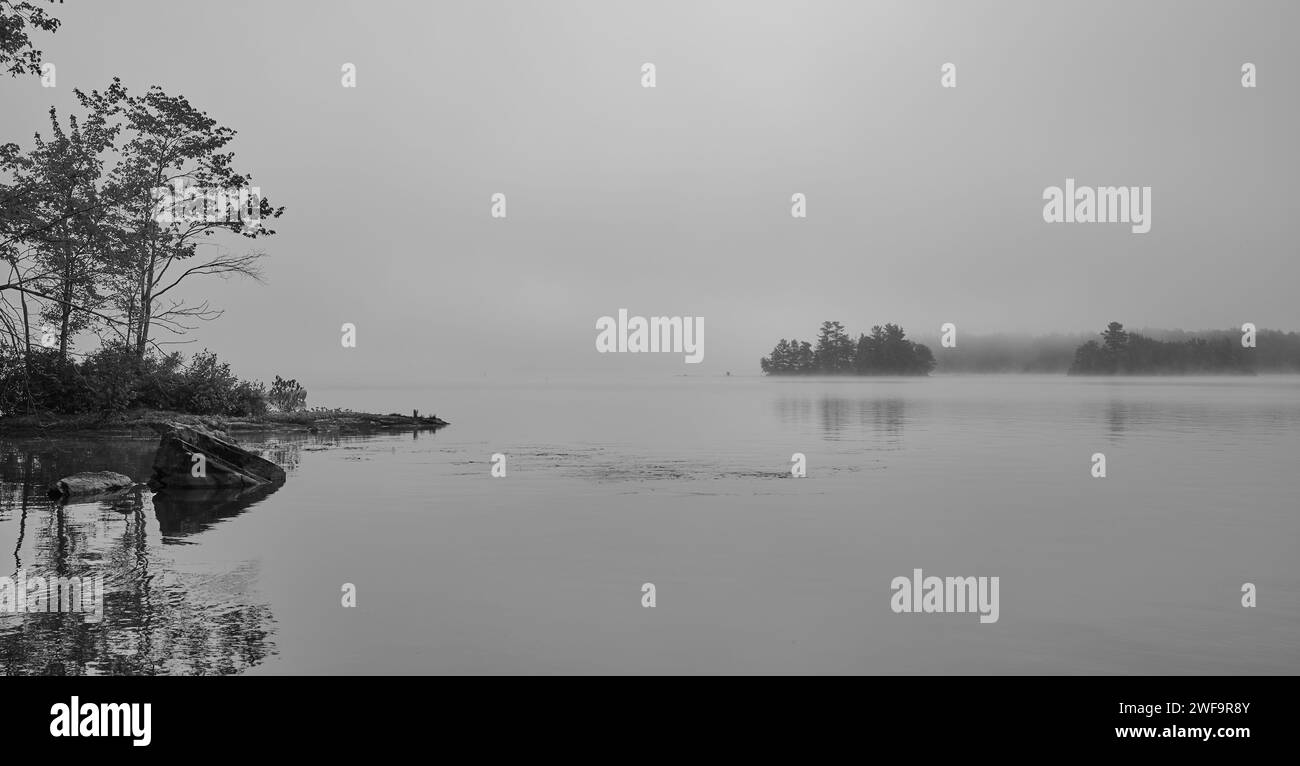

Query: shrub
left=267, top=375, right=307, bottom=412
left=0, top=343, right=274, bottom=419
left=15, top=348, right=88, bottom=414
left=78, top=343, right=143, bottom=417
left=229, top=379, right=268, bottom=417
left=181, top=350, right=240, bottom=415
left=134, top=351, right=186, bottom=410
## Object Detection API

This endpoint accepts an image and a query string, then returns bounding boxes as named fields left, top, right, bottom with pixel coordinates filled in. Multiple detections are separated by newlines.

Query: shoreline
left=0, top=408, right=450, bottom=438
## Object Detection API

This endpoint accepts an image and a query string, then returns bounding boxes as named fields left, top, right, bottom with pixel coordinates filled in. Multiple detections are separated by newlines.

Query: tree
left=760, top=339, right=793, bottom=374
left=3, top=102, right=120, bottom=366
left=1102, top=321, right=1128, bottom=354
left=854, top=326, right=883, bottom=373
left=0, top=0, right=67, bottom=377
left=89, top=78, right=284, bottom=358
left=0, top=0, right=61, bottom=78
left=791, top=339, right=814, bottom=372
left=762, top=338, right=816, bottom=374
left=813, top=321, right=855, bottom=373
left=911, top=342, right=936, bottom=374
left=1069, top=339, right=1103, bottom=374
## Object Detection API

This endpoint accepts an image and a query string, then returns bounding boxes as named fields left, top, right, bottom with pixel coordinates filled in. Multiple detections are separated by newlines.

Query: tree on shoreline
left=6, top=102, right=119, bottom=366
left=2, top=6, right=286, bottom=418
left=3, top=81, right=282, bottom=362
left=761, top=322, right=936, bottom=376
left=93, top=78, right=283, bottom=358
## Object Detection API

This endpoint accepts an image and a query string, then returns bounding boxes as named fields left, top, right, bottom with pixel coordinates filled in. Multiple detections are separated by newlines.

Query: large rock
left=147, top=422, right=286, bottom=491
left=48, top=471, right=135, bottom=499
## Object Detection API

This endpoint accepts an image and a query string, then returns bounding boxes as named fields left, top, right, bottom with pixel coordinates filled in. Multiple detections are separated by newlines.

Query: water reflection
left=1084, top=397, right=1300, bottom=442
left=866, top=398, right=906, bottom=438
left=153, top=483, right=282, bottom=540
left=776, top=395, right=908, bottom=443
left=773, top=397, right=812, bottom=426
left=0, top=435, right=298, bottom=675
left=1107, top=398, right=1127, bottom=438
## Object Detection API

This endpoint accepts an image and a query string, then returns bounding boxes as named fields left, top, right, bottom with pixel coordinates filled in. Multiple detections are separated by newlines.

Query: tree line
left=761, top=322, right=1300, bottom=376
left=0, top=3, right=290, bottom=418
left=761, top=321, right=936, bottom=375
left=1068, top=322, right=1256, bottom=375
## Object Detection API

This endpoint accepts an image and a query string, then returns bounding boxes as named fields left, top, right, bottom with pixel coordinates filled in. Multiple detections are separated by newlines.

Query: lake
left=2, top=375, right=1298, bottom=674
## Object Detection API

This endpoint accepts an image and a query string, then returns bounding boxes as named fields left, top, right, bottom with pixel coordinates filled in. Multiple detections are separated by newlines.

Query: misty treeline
left=0, top=3, right=292, bottom=418
left=1068, top=322, right=1268, bottom=375
left=914, top=325, right=1300, bottom=374
left=761, top=322, right=937, bottom=375
left=763, top=323, right=1300, bottom=376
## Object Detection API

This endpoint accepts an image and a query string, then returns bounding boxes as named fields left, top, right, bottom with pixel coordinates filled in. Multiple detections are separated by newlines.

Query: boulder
left=147, top=422, right=286, bottom=491
left=47, top=471, right=135, bottom=499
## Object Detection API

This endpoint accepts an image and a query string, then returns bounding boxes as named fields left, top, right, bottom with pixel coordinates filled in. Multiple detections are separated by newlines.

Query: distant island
left=760, top=321, right=1300, bottom=376
left=760, top=322, right=936, bottom=376
left=1068, top=322, right=1254, bottom=375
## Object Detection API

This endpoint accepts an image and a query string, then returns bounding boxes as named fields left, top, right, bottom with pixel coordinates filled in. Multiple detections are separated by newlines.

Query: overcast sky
left=2, top=0, right=1296, bottom=385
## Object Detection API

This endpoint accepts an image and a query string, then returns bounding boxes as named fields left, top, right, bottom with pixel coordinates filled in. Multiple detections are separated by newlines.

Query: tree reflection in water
left=0, top=436, right=294, bottom=675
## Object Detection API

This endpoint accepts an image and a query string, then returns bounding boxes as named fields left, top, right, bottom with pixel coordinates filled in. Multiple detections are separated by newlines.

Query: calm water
left=2, top=375, right=1298, bottom=675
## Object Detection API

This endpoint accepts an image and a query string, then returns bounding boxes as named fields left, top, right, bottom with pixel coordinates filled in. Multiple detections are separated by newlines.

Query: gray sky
left=2, top=0, right=1297, bottom=385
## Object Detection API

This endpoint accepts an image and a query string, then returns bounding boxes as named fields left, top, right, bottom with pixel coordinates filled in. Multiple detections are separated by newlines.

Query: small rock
left=48, top=471, right=135, bottom=499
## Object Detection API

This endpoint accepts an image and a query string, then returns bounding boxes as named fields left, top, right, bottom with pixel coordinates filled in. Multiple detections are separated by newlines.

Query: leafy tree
left=0, top=0, right=61, bottom=78
left=86, top=78, right=284, bottom=358
left=2, top=102, right=120, bottom=365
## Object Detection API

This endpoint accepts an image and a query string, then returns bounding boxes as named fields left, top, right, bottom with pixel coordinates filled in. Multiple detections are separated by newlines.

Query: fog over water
left=2, top=1, right=1297, bottom=385
left=4, top=377, right=1297, bottom=674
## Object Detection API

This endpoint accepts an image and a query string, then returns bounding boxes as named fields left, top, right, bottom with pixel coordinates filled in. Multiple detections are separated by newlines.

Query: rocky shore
left=0, top=408, right=450, bottom=437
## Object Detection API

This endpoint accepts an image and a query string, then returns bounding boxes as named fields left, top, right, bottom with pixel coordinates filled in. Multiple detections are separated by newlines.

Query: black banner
left=6, top=675, right=1281, bottom=752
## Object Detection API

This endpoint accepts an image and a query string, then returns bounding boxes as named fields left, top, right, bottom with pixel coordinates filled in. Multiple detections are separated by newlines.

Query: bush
left=0, top=347, right=88, bottom=414
left=0, top=343, right=274, bottom=419
left=78, top=343, right=143, bottom=416
left=267, top=375, right=307, bottom=412
left=230, top=379, right=268, bottom=417
left=134, top=351, right=186, bottom=410
left=180, top=350, right=240, bottom=415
